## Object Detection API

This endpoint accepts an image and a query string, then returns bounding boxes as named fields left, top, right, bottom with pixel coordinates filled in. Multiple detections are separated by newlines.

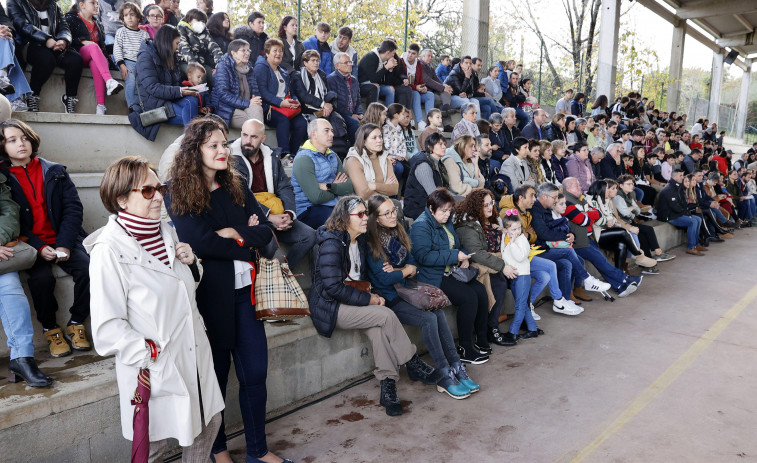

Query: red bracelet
left=145, top=339, right=158, bottom=361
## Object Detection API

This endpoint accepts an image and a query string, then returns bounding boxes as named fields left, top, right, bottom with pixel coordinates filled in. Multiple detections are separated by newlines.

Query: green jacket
left=454, top=219, right=505, bottom=272
left=0, top=171, right=20, bottom=244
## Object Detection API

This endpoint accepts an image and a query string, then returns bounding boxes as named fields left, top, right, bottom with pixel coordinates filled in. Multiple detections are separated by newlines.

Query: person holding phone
left=410, top=188, right=491, bottom=365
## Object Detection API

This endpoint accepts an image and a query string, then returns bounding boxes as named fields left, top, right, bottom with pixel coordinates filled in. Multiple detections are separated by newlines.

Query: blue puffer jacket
left=302, top=35, right=333, bottom=75
left=253, top=55, right=297, bottom=114
left=130, top=40, right=183, bottom=140
left=409, top=208, right=464, bottom=287
left=213, top=53, right=261, bottom=125
left=309, top=227, right=371, bottom=337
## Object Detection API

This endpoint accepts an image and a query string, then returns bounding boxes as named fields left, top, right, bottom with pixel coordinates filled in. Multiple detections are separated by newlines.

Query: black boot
left=9, top=357, right=52, bottom=388
left=487, top=326, right=516, bottom=346
left=405, top=354, right=443, bottom=385
left=379, top=378, right=402, bottom=416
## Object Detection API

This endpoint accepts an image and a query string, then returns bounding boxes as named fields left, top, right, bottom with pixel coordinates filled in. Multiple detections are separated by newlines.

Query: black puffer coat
left=308, top=227, right=371, bottom=338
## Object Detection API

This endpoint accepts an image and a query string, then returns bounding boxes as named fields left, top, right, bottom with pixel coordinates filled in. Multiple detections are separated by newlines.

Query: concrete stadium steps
left=23, top=67, right=129, bottom=116
left=0, top=219, right=688, bottom=461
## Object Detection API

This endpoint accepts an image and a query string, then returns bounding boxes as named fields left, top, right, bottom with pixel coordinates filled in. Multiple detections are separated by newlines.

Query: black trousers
left=636, top=222, right=660, bottom=257
left=440, top=275, right=489, bottom=350
left=25, top=44, right=83, bottom=96
left=25, top=245, right=90, bottom=329
left=597, top=227, right=640, bottom=270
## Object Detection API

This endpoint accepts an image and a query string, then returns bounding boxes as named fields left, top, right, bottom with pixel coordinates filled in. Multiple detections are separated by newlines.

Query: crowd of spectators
left=1, top=5, right=757, bottom=462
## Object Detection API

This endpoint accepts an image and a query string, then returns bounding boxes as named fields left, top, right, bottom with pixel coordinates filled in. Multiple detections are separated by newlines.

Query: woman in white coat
left=85, top=156, right=224, bottom=462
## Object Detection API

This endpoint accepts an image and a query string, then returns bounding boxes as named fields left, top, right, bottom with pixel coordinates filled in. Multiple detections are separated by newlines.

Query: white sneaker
left=418, top=120, right=427, bottom=131
left=11, top=97, right=28, bottom=112
left=529, top=303, right=541, bottom=321
left=584, top=275, right=611, bottom=292
left=96, top=104, right=107, bottom=115
left=553, top=298, right=583, bottom=316
left=106, top=79, right=124, bottom=96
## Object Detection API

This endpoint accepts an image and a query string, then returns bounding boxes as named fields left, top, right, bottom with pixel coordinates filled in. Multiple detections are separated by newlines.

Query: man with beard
left=231, top=118, right=316, bottom=268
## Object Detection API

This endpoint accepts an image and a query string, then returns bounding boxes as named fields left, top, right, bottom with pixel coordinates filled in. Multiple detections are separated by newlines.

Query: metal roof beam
left=677, top=0, right=757, bottom=20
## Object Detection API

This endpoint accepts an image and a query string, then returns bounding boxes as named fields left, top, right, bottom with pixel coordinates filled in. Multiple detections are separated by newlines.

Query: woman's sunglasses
left=132, top=184, right=168, bottom=199
left=350, top=211, right=368, bottom=219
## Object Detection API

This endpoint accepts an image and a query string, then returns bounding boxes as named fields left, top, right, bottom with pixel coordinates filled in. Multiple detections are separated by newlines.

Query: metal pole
left=404, top=0, right=409, bottom=51
left=538, top=39, right=543, bottom=104
left=640, top=75, right=644, bottom=97
left=297, top=0, right=302, bottom=38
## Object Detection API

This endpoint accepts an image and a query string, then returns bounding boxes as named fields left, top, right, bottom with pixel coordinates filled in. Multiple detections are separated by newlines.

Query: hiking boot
left=45, top=328, right=72, bottom=357
left=436, top=366, right=471, bottom=399
left=379, top=378, right=402, bottom=416
left=405, top=354, right=442, bottom=385
left=64, top=323, right=91, bottom=351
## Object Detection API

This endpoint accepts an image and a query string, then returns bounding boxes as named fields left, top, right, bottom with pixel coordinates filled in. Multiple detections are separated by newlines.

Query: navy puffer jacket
left=213, top=53, right=260, bottom=125
left=308, top=227, right=371, bottom=338
left=409, top=208, right=463, bottom=287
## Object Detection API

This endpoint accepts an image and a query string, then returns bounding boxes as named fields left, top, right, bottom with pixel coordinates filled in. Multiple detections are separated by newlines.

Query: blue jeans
left=634, top=187, right=645, bottom=203
left=264, top=110, right=307, bottom=155
left=669, top=215, right=703, bottom=249
left=529, top=256, right=563, bottom=303
left=712, top=207, right=728, bottom=224
left=738, top=197, right=756, bottom=219
left=473, top=96, right=500, bottom=120
left=261, top=219, right=316, bottom=270
left=344, top=113, right=360, bottom=146
left=508, top=274, right=537, bottom=334
left=450, top=95, right=480, bottom=115
left=123, top=59, right=137, bottom=109
left=298, top=204, right=334, bottom=230
left=0, top=272, right=35, bottom=360
left=211, top=287, right=269, bottom=459
left=0, top=37, right=32, bottom=102
left=379, top=85, right=396, bottom=105
left=538, top=248, right=588, bottom=296
left=574, top=240, right=627, bottom=290
left=412, top=90, right=436, bottom=123
left=391, top=300, right=459, bottom=370
left=166, top=96, right=199, bottom=126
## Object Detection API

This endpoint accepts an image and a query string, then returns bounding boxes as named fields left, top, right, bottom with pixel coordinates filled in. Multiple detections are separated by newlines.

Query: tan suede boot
left=64, top=324, right=92, bottom=351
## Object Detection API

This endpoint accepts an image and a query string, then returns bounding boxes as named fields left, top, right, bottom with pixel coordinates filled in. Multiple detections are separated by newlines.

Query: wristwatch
left=326, top=183, right=332, bottom=190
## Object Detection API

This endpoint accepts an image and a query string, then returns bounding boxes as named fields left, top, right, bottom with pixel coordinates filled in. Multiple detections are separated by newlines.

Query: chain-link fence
left=678, top=93, right=740, bottom=136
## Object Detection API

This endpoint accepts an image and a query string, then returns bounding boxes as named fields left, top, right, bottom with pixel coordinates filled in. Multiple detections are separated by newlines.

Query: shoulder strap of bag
left=134, top=66, right=146, bottom=112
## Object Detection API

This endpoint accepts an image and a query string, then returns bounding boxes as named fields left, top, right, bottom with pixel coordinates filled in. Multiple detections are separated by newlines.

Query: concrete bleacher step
left=0, top=219, right=688, bottom=461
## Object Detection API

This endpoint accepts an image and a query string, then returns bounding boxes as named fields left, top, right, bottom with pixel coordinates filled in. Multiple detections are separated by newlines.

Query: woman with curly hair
left=164, top=119, right=292, bottom=463
left=453, top=189, right=513, bottom=346
left=366, top=194, right=476, bottom=399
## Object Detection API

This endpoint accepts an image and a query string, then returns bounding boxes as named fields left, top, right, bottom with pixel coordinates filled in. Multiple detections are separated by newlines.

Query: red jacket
left=8, top=158, right=57, bottom=250
left=713, top=154, right=728, bottom=175
left=402, top=59, right=425, bottom=91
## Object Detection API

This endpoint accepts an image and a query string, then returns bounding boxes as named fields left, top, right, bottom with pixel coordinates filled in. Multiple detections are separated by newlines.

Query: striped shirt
left=116, top=211, right=169, bottom=266
left=114, top=26, right=149, bottom=66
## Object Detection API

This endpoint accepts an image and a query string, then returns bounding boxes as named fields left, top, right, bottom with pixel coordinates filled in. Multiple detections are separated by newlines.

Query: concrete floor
left=224, top=227, right=757, bottom=463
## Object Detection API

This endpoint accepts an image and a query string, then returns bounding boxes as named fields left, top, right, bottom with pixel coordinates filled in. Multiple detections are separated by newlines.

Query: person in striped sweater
left=114, top=2, right=149, bottom=110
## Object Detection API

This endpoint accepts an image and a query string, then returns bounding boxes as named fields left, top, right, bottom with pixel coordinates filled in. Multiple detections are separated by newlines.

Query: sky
left=172, top=0, right=734, bottom=77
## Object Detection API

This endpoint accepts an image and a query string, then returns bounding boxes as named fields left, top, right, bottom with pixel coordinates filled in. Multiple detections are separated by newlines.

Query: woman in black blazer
left=165, top=118, right=293, bottom=463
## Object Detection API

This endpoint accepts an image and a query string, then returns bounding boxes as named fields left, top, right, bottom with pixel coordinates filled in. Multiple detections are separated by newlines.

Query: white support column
left=461, top=0, right=490, bottom=67
left=735, top=59, right=753, bottom=139
left=708, top=50, right=725, bottom=124
left=666, top=20, right=686, bottom=113
left=596, top=0, right=621, bottom=101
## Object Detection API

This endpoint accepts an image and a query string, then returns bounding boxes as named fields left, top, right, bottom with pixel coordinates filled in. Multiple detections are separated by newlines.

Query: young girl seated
left=114, top=2, right=149, bottom=110
left=419, top=108, right=443, bottom=151
left=546, top=194, right=572, bottom=248
left=65, top=0, right=124, bottom=115
left=399, top=107, right=419, bottom=160
left=501, top=210, right=543, bottom=343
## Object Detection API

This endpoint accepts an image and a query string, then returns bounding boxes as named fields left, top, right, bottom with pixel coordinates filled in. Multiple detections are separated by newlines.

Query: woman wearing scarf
left=366, top=193, right=477, bottom=399
left=212, top=39, right=264, bottom=129
left=290, top=49, right=336, bottom=116
left=344, top=124, right=399, bottom=200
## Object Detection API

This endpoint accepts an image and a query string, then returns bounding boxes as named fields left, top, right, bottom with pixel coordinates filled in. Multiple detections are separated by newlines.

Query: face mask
left=191, top=22, right=206, bottom=34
